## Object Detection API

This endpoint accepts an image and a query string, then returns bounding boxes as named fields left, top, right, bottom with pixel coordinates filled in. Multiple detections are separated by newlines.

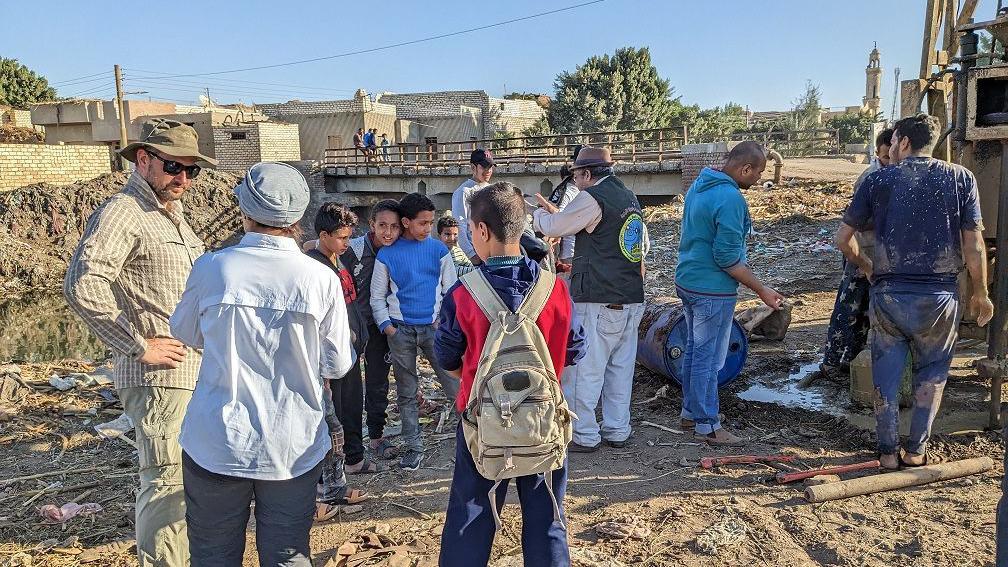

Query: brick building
left=213, top=122, right=301, bottom=172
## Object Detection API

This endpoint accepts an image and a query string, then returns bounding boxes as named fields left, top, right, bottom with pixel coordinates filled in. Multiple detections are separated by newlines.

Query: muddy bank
left=0, top=170, right=243, bottom=294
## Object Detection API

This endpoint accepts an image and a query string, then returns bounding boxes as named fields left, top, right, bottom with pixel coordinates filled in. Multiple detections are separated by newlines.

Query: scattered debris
left=640, top=420, right=684, bottom=435
left=594, top=518, right=652, bottom=540
left=48, top=373, right=77, bottom=391
left=693, top=514, right=749, bottom=555
left=38, top=502, right=103, bottom=524
left=700, top=454, right=795, bottom=470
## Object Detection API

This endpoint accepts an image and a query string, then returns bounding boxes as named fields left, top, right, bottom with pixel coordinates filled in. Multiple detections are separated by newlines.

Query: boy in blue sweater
left=371, top=192, right=461, bottom=471
left=675, top=141, right=785, bottom=446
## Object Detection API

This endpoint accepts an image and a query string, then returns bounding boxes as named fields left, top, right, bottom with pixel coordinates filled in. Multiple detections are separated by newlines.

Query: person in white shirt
left=170, top=162, right=355, bottom=566
left=451, top=148, right=495, bottom=264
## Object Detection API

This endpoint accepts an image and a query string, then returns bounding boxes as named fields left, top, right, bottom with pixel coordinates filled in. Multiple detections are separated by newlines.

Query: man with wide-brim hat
left=65, top=118, right=216, bottom=566
left=533, top=146, right=649, bottom=453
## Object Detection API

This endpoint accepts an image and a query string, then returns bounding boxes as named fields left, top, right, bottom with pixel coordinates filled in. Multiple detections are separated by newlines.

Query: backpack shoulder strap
left=517, top=269, right=557, bottom=322
left=460, top=270, right=509, bottom=322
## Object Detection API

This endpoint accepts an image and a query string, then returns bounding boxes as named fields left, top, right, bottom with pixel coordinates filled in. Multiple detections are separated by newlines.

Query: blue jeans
left=868, top=285, right=959, bottom=455
left=675, top=287, right=737, bottom=435
left=440, top=424, right=569, bottom=567
left=387, top=323, right=460, bottom=452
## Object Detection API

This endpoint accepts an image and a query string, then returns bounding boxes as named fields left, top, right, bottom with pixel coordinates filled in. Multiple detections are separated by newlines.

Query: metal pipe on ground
left=803, top=457, right=994, bottom=503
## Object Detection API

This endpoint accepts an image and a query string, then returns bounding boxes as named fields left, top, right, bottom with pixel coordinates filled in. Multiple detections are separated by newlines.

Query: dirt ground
left=0, top=158, right=1003, bottom=566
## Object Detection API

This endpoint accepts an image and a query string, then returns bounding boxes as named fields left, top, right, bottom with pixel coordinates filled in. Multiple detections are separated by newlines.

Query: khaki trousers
left=119, top=386, right=192, bottom=567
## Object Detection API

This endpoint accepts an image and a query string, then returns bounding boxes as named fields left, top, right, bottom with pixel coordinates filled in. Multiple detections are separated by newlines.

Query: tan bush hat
left=118, top=119, right=217, bottom=167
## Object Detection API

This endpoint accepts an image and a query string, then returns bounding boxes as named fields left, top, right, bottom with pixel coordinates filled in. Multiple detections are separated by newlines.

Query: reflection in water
left=0, top=293, right=106, bottom=362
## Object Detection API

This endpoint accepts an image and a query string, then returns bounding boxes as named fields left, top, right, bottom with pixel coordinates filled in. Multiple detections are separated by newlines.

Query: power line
left=124, top=69, right=356, bottom=94
left=131, top=0, right=605, bottom=79
left=51, top=76, right=108, bottom=89
left=49, top=71, right=107, bottom=86
left=124, top=76, right=351, bottom=99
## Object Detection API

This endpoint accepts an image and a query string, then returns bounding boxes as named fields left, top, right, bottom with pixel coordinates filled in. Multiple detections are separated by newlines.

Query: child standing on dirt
left=435, top=182, right=584, bottom=566
left=305, top=203, right=370, bottom=520
left=370, top=192, right=460, bottom=471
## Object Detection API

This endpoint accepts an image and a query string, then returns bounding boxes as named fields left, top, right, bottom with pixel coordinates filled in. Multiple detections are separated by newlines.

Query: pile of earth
left=0, top=170, right=243, bottom=293
left=0, top=125, right=44, bottom=144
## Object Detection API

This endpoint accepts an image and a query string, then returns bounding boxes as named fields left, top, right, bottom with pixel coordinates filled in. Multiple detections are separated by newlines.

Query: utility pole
left=205, top=87, right=211, bottom=108
left=114, top=65, right=129, bottom=170
left=890, top=67, right=901, bottom=121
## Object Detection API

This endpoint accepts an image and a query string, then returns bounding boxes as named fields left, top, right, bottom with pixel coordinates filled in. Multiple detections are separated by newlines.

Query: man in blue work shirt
left=837, top=113, right=993, bottom=470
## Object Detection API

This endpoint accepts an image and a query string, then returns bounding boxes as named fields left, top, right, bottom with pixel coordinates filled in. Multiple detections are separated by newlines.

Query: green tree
left=826, top=110, right=882, bottom=146
left=543, top=47, right=683, bottom=133
left=788, top=80, right=823, bottom=131
left=685, top=102, right=749, bottom=139
left=0, top=58, right=56, bottom=109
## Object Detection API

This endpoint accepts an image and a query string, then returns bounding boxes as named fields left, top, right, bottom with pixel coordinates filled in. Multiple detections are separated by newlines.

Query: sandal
left=320, top=485, right=369, bottom=506
left=314, top=501, right=341, bottom=523
left=371, top=439, right=399, bottom=460
left=899, top=450, right=940, bottom=468
left=346, top=457, right=385, bottom=475
left=879, top=453, right=901, bottom=471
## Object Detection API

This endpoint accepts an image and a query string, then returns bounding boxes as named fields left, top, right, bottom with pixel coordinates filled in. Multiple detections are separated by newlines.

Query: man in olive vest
left=533, top=146, right=647, bottom=452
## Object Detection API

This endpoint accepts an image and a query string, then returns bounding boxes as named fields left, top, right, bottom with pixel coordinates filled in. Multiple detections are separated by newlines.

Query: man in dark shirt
left=837, top=114, right=993, bottom=469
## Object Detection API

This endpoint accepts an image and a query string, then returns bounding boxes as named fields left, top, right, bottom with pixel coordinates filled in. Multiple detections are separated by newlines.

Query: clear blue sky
left=5, top=0, right=1000, bottom=116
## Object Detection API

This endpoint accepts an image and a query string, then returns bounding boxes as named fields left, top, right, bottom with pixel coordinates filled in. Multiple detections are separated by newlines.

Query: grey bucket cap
left=233, top=162, right=310, bottom=227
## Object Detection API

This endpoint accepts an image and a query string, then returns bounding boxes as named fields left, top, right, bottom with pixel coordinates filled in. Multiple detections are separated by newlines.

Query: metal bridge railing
left=323, top=126, right=689, bottom=167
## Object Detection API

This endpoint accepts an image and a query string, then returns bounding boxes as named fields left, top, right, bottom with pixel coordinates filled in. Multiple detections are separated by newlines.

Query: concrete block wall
left=487, top=98, right=546, bottom=137
left=258, top=123, right=301, bottom=162
left=213, top=125, right=261, bottom=172
left=0, top=143, right=112, bottom=190
left=680, top=143, right=729, bottom=190
left=2, top=109, right=34, bottom=128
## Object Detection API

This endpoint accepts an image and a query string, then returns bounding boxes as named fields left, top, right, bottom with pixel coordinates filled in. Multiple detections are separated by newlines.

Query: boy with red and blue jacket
left=435, top=182, right=585, bottom=567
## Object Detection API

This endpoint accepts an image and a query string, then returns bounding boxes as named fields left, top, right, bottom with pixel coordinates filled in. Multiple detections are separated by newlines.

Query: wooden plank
left=921, top=0, right=944, bottom=78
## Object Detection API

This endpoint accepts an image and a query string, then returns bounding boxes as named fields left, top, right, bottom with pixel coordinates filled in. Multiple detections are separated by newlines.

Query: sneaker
left=695, top=428, right=746, bottom=446
left=603, top=438, right=628, bottom=448
left=399, top=450, right=423, bottom=471
left=568, top=441, right=601, bottom=453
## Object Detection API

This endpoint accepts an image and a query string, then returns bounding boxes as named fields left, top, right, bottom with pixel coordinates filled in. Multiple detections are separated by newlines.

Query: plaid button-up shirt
left=64, top=171, right=204, bottom=390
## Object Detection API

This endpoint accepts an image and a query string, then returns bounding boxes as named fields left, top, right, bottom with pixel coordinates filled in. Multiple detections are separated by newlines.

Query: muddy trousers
left=119, top=386, right=192, bottom=567
left=440, top=424, right=570, bottom=567
left=562, top=302, right=644, bottom=447
left=822, top=271, right=870, bottom=370
left=869, top=286, right=960, bottom=456
left=183, top=453, right=321, bottom=567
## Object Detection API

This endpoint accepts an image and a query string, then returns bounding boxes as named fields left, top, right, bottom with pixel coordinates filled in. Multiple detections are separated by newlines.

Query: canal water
left=0, top=293, right=106, bottom=362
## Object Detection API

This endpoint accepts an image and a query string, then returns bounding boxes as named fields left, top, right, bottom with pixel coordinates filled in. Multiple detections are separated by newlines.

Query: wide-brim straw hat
left=569, top=146, right=614, bottom=170
left=119, top=118, right=218, bottom=167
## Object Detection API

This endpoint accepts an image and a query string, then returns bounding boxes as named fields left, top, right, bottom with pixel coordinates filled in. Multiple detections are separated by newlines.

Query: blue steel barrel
left=636, top=297, right=748, bottom=387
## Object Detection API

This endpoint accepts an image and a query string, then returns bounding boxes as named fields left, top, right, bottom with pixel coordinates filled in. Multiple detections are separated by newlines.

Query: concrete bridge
left=312, top=127, right=696, bottom=216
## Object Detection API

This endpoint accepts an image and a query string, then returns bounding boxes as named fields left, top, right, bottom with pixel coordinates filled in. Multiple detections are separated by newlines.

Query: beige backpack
left=459, top=269, right=573, bottom=529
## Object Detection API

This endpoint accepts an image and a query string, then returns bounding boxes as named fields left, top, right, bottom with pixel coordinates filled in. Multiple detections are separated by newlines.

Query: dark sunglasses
left=145, top=149, right=201, bottom=178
